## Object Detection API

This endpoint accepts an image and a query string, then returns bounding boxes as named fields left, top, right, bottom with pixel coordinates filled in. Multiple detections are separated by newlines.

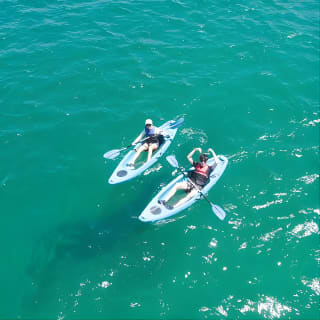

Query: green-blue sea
left=1, top=0, right=319, bottom=319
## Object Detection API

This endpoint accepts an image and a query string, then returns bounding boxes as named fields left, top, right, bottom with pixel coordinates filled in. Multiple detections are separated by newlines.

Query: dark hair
left=200, top=153, right=208, bottom=162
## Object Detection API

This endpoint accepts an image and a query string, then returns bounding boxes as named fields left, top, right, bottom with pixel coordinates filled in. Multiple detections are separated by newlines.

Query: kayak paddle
left=166, top=155, right=226, bottom=221
left=103, top=117, right=184, bottom=159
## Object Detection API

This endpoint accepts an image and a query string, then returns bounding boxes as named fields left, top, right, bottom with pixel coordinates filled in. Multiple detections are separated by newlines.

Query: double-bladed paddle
left=103, top=118, right=184, bottom=159
left=166, top=155, right=226, bottom=221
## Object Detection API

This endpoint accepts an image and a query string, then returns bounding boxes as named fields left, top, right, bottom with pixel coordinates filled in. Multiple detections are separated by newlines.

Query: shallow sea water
left=0, top=0, right=319, bottom=319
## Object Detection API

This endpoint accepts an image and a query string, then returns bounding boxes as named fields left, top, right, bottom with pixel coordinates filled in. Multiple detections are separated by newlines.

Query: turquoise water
left=1, top=0, right=319, bottom=319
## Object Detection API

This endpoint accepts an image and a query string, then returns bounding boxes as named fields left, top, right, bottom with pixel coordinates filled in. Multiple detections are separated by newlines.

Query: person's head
left=145, top=119, right=153, bottom=128
left=199, top=153, right=208, bottom=164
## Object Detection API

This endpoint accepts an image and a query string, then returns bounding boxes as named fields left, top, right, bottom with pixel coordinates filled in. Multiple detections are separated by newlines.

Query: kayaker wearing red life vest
left=158, top=147, right=220, bottom=209
left=128, top=119, right=166, bottom=168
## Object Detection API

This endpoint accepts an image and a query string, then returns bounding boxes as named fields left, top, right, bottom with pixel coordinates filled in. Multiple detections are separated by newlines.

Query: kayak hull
left=138, top=155, right=228, bottom=222
left=108, top=120, right=179, bottom=184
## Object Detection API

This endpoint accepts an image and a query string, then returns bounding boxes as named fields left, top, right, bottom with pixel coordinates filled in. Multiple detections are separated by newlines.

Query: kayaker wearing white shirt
left=128, top=119, right=167, bottom=167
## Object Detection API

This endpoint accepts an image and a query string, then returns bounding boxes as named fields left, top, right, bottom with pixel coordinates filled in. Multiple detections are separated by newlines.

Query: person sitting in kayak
left=128, top=119, right=167, bottom=168
left=158, top=147, right=220, bottom=209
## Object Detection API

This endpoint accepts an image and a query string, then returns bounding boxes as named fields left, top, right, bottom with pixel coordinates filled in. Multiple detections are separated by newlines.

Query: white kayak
left=138, top=155, right=228, bottom=222
left=108, top=119, right=181, bottom=184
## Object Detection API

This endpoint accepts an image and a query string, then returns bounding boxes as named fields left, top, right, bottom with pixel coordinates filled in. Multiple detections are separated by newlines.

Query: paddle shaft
left=105, top=133, right=168, bottom=159
left=125, top=135, right=150, bottom=149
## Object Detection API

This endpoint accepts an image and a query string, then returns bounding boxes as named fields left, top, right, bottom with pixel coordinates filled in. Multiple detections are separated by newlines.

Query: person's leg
left=173, top=187, right=199, bottom=208
left=129, top=144, right=148, bottom=165
left=147, top=143, right=159, bottom=162
left=162, top=181, right=188, bottom=203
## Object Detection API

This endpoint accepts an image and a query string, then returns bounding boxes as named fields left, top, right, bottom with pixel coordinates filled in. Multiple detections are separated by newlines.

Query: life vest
left=189, top=163, right=210, bottom=188
left=194, top=163, right=210, bottom=178
left=144, top=126, right=159, bottom=144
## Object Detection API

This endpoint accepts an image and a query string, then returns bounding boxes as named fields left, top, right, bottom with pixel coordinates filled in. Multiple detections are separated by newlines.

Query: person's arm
left=187, top=147, right=202, bottom=165
left=155, top=127, right=168, bottom=137
left=132, top=130, right=145, bottom=145
left=208, top=148, right=220, bottom=164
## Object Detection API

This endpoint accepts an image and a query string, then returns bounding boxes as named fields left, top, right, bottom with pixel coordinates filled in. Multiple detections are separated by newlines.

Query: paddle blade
left=103, top=149, right=120, bottom=159
left=211, top=204, right=226, bottom=220
left=169, top=117, right=184, bottom=129
left=166, top=155, right=179, bottom=168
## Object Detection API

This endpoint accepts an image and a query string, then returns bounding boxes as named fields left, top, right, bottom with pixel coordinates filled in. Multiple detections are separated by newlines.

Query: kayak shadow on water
left=23, top=197, right=149, bottom=314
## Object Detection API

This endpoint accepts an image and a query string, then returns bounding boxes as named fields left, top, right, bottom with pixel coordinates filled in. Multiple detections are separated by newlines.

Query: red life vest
left=195, top=163, right=210, bottom=178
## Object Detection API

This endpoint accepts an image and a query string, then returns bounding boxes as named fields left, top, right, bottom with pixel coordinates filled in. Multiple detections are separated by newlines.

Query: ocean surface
left=1, top=0, right=319, bottom=319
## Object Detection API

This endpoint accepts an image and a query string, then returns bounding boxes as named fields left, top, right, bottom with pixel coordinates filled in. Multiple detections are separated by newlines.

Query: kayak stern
left=139, top=203, right=169, bottom=222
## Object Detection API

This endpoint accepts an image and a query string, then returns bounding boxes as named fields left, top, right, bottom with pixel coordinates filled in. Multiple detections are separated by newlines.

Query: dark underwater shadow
left=22, top=194, right=150, bottom=316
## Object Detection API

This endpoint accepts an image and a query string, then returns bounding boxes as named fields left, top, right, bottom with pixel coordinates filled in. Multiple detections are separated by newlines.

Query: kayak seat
left=204, top=173, right=217, bottom=188
left=158, top=134, right=165, bottom=146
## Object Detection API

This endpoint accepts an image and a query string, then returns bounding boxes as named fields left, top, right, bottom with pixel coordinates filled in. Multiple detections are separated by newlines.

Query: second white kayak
left=138, top=155, right=228, bottom=222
